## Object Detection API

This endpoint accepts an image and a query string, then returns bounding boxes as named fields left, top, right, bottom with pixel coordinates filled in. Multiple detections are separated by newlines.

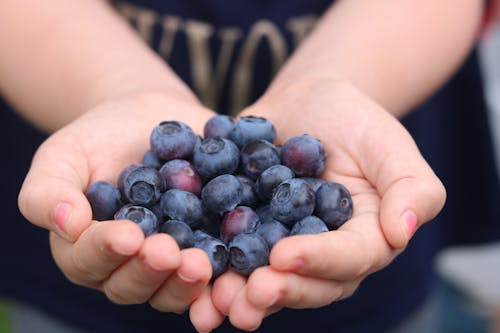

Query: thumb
left=18, top=134, right=92, bottom=242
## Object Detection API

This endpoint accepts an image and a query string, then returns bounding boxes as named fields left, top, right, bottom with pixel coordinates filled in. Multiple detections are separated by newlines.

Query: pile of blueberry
left=86, top=116, right=353, bottom=279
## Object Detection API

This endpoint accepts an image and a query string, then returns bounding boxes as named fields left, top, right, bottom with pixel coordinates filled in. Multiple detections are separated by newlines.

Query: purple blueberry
left=280, top=134, right=326, bottom=177
left=150, top=121, right=197, bottom=161
left=229, top=116, right=276, bottom=148
left=235, top=175, right=258, bottom=207
left=204, top=115, right=234, bottom=139
left=315, top=182, right=353, bottom=230
left=289, top=216, right=328, bottom=235
left=201, top=174, right=243, bottom=214
left=220, top=206, right=260, bottom=244
left=256, top=165, right=295, bottom=201
left=160, top=189, right=203, bottom=228
left=159, top=159, right=202, bottom=196
left=119, top=165, right=165, bottom=207
left=160, top=220, right=194, bottom=249
left=270, top=178, right=315, bottom=225
left=256, top=220, right=289, bottom=249
left=229, top=232, right=269, bottom=276
left=86, top=181, right=122, bottom=221
left=193, top=137, right=240, bottom=180
left=114, top=204, right=159, bottom=237
left=193, top=230, right=229, bottom=279
left=240, top=139, right=281, bottom=180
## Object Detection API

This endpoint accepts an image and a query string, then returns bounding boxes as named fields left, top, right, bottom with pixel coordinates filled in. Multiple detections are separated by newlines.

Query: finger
left=18, top=134, right=92, bottom=242
left=50, top=220, right=144, bottom=288
left=189, top=286, right=226, bottom=333
left=227, top=285, right=268, bottom=332
left=211, top=270, right=247, bottom=315
left=149, top=248, right=212, bottom=314
left=269, top=213, right=395, bottom=280
left=102, top=233, right=181, bottom=304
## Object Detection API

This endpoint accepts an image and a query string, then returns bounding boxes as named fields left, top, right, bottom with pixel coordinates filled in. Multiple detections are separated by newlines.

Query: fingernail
left=402, top=210, right=417, bottom=239
left=177, top=271, right=199, bottom=285
left=54, top=202, right=72, bottom=238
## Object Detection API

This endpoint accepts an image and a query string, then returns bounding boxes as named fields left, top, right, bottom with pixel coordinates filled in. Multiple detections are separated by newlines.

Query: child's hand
left=17, top=91, right=224, bottom=326
left=207, top=80, right=446, bottom=331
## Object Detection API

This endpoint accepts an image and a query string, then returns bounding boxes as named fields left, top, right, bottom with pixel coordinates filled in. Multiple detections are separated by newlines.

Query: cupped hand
left=17, top=91, right=225, bottom=329
left=210, top=80, right=446, bottom=330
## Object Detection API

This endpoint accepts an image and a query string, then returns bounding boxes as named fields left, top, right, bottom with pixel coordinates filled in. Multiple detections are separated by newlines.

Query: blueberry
left=289, top=216, right=328, bottom=235
left=197, top=205, right=221, bottom=238
left=220, top=206, right=260, bottom=244
left=159, top=159, right=202, bottom=196
left=235, top=175, right=258, bottom=207
left=193, top=137, right=240, bottom=180
left=240, top=139, right=281, bottom=180
left=315, top=182, right=353, bottom=229
left=193, top=230, right=229, bottom=279
left=270, top=178, right=315, bottom=225
left=160, top=220, right=194, bottom=249
left=301, top=177, right=327, bottom=192
left=120, top=165, right=165, bottom=206
left=201, top=174, right=243, bottom=214
left=256, top=165, right=295, bottom=202
left=256, top=220, right=289, bottom=249
left=114, top=204, right=159, bottom=237
left=204, top=115, right=234, bottom=139
left=280, top=134, right=326, bottom=177
left=86, top=181, right=122, bottom=221
left=255, top=204, right=274, bottom=224
left=229, top=116, right=276, bottom=148
left=160, top=189, right=203, bottom=228
left=229, top=233, right=269, bottom=276
left=117, top=163, right=142, bottom=199
left=150, top=121, right=197, bottom=161
left=142, top=149, right=164, bottom=169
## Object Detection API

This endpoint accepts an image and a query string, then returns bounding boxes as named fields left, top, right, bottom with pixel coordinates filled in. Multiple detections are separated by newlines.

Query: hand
left=208, top=80, right=446, bottom=330
left=17, top=91, right=225, bottom=330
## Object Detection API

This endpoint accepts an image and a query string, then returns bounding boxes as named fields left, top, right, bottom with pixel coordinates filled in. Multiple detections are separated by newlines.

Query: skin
left=0, top=0, right=483, bottom=331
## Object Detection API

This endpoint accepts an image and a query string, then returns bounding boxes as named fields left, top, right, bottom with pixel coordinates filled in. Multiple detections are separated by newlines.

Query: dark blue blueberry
left=193, top=230, right=229, bottom=279
left=229, top=233, right=269, bottom=276
left=229, top=116, right=276, bottom=148
left=117, top=163, right=142, bottom=199
left=142, top=149, right=164, bottom=169
left=280, top=134, right=326, bottom=177
left=256, top=220, right=289, bottom=249
left=114, top=204, right=159, bottom=237
left=301, top=177, right=327, bottom=192
left=159, top=159, right=202, bottom=196
left=120, top=165, right=165, bottom=207
left=160, top=189, right=203, bottom=228
left=193, top=137, right=240, bottom=180
left=270, top=178, right=315, bottom=226
left=289, top=216, right=328, bottom=235
left=201, top=174, right=243, bottom=214
left=240, top=139, right=281, bottom=180
left=150, top=121, right=197, bottom=161
left=220, top=206, right=260, bottom=244
left=204, top=115, right=234, bottom=139
left=256, top=165, right=295, bottom=202
left=315, top=182, right=353, bottom=229
left=160, top=220, right=194, bottom=249
left=235, top=175, right=258, bottom=207
left=196, top=205, right=221, bottom=238
left=86, top=181, right=122, bottom=221
left=255, top=204, right=274, bottom=224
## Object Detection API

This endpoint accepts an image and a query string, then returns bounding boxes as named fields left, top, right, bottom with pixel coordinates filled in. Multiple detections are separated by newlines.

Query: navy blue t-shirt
left=1, top=1, right=499, bottom=332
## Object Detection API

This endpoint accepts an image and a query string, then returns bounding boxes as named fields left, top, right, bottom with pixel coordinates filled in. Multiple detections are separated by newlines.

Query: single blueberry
left=150, top=121, right=197, bottom=161
left=229, top=116, right=276, bottom=148
left=86, top=181, right=122, bottom=221
left=159, top=159, right=202, bottom=196
left=301, top=177, right=327, bottom=192
left=255, top=204, right=274, bottom=224
left=270, top=178, right=316, bottom=226
left=120, top=165, right=165, bottom=207
left=142, top=149, right=164, bottom=169
left=235, top=175, right=259, bottom=207
left=280, top=134, right=326, bottom=177
left=256, top=164, right=295, bottom=202
left=240, top=139, right=281, bottom=180
left=229, top=232, right=269, bottom=276
left=204, top=115, right=234, bottom=139
left=220, top=206, right=260, bottom=244
left=201, top=174, right=243, bottom=214
left=256, top=220, right=289, bottom=249
left=114, top=204, right=159, bottom=237
left=160, top=189, right=203, bottom=228
left=160, top=220, right=194, bottom=249
left=289, top=216, right=328, bottom=235
left=193, top=137, right=240, bottom=180
left=315, top=182, right=353, bottom=229
left=193, top=230, right=229, bottom=279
